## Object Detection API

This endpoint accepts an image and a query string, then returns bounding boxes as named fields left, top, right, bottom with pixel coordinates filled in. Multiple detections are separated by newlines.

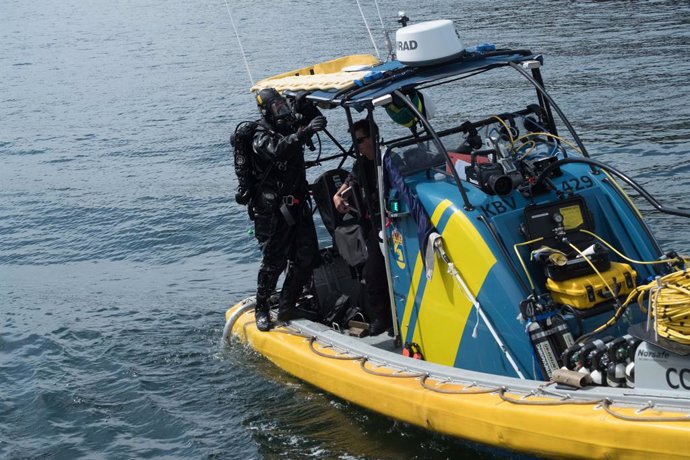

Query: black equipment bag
left=311, top=169, right=360, bottom=237
left=334, top=224, right=368, bottom=267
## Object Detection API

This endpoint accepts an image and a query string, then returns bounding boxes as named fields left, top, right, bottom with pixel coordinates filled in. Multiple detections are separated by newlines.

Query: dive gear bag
left=334, top=224, right=368, bottom=267
left=312, top=247, right=365, bottom=326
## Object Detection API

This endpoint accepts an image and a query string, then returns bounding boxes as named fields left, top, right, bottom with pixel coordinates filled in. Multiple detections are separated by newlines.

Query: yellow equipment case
left=546, top=262, right=637, bottom=309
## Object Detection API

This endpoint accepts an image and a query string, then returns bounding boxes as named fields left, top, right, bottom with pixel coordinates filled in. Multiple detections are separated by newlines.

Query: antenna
left=222, top=0, right=254, bottom=87
left=354, top=0, right=380, bottom=59
left=373, top=0, right=394, bottom=61
left=398, top=11, right=410, bottom=27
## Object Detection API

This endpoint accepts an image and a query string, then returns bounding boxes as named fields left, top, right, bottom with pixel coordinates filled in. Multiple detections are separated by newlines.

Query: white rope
left=433, top=238, right=526, bottom=379
left=222, top=0, right=254, bottom=86
left=354, top=0, right=380, bottom=59
left=373, top=0, right=385, bottom=30
left=446, top=262, right=525, bottom=379
left=372, top=0, right=394, bottom=60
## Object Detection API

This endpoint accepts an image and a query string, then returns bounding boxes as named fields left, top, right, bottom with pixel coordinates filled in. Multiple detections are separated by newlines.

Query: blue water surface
left=2, top=0, right=689, bottom=458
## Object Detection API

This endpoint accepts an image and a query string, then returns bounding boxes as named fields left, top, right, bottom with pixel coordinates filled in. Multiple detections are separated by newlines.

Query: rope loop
left=241, top=316, right=690, bottom=423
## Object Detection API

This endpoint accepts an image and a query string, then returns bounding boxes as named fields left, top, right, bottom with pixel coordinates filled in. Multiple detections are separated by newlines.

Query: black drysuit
left=251, top=124, right=319, bottom=316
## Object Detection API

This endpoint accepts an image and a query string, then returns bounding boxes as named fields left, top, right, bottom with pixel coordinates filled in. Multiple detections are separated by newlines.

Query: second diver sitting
left=332, top=119, right=393, bottom=336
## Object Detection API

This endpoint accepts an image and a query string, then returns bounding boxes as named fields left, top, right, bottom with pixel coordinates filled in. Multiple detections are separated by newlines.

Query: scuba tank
left=589, top=342, right=610, bottom=386
left=545, top=314, right=574, bottom=365
left=625, top=335, right=641, bottom=388
left=563, top=334, right=642, bottom=387
left=606, top=360, right=627, bottom=388
left=527, top=321, right=560, bottom=379
left=625, top=362, right=636, bottom=388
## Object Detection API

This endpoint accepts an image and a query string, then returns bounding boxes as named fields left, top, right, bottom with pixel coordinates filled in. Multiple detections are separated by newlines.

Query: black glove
left=297, top=115, right=327, bottom=141
left=294, top=91, right=323, bottom=124
left=309, top=115, right=327, bottom=132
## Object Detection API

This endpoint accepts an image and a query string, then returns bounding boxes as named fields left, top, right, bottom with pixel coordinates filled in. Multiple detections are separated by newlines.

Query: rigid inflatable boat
left=224, top=17, right=690, bottom=459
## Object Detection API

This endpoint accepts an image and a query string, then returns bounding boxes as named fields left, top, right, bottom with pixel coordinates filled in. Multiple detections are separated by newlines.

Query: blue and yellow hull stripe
left=399, top=198, right=497, bottom=367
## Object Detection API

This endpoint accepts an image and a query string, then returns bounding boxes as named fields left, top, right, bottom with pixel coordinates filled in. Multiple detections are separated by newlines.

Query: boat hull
left=224, top=300, right=690, bottom=460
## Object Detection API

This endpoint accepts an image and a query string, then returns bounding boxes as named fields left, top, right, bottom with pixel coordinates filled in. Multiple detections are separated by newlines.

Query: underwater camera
left=465, top=151, right=522, bottom=196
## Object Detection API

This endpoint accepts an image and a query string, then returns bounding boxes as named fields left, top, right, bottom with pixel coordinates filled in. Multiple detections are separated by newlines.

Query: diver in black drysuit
left=250, top=88, right=327, bottom=331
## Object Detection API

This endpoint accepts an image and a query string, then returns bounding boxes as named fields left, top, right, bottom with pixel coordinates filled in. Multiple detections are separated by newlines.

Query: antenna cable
left=355, top=0, right=380, bottom=59
left=373, top=0, right=394, bottom=60
left=222, top=0, right=254, bottom=87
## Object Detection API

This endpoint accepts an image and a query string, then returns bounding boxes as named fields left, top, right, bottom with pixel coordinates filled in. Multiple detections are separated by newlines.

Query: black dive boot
left=256, top=266, right=280, bottom=331
left=367, top=305, right=392, bottom=336
left=276, top=270, right=304, bottom=322
left=255, top=307, right=271, bottom=331
left=276, top=297, right=295, bottom=322
left=368, top=318, right=390, bottom=336
left=277, top=282, right=311, bottom=322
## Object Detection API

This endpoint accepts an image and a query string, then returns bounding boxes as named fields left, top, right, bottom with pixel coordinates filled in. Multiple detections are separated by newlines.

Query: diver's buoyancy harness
left=230, top=120, right=288, bottom=210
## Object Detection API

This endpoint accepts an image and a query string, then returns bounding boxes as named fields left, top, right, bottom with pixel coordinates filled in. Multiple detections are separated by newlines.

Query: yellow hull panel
left=225, top=302, right=690, bottom=460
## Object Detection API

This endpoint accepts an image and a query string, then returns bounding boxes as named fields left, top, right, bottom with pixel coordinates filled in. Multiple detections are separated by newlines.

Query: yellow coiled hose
left=635, top=270, right=690, bottom=345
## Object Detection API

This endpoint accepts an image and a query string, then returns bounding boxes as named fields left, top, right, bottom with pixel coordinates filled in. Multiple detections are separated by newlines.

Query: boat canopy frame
left=305, top=48, right=595, bottom=211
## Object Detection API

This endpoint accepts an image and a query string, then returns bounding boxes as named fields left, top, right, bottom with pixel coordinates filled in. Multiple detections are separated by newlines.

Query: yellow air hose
left=579, top=229, right=684, bottom=266
left=513, top=237, right=544, bottom=291
left=491, top=115, right=515, bottom=143
left=509, top=132, right=582, bottom=154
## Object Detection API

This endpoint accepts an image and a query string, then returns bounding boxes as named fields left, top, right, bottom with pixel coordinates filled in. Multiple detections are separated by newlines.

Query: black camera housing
left=466, top=162, right=522, bottom=196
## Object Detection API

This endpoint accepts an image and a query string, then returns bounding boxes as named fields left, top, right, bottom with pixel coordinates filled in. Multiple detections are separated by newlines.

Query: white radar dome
left=395, top=20, right=463, bottom=66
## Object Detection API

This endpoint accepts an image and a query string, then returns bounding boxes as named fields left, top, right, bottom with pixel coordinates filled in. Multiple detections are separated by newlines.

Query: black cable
left=534, top=157, right=690, bottom=219
left=509, top=62, right=590, bottom=159
left=391, top=89, right=474, bottom=210
left=477, top=215, right=531, bottom=294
